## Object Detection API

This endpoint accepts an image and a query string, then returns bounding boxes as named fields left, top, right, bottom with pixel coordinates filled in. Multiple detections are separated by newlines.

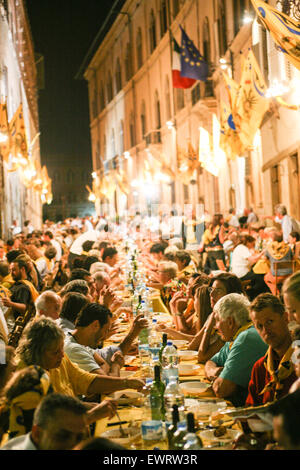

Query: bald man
left=35, top=291, right=62, bottom=320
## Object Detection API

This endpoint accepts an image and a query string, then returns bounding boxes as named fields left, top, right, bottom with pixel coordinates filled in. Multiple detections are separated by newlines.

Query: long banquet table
left=94, top=292, right=240, bottom=450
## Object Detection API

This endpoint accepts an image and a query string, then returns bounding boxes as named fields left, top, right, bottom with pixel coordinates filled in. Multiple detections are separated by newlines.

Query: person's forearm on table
left=204, top=360, right=223, bottom=381
left=212, top=376, right=237, bottom=399
left=87, top=375, right=140, bottom=395
left=161, top=327, right=194, bottom=341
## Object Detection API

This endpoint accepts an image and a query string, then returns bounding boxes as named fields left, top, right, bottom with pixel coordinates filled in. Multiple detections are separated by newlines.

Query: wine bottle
left=167, top=404, right=179, bottom=450
left=171, top=422, right=187, bottom=450
left=150, top=364, right=166, bottom=421
left=182, top=413, right=203, bottom=450
left=159, top=333, right=168, bottom=364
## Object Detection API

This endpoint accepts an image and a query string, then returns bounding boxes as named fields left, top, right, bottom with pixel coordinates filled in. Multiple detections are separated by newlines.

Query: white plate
left=120, top=370, right=136, bottom=378
left=101, top=426, right=141, bottom=445
left=200, top=429, right=242, bottom=443
left=109, top=390, right=144, bottom=405
left=179, top=381, right=210, bottom=396
left=178, top=350, right=198, bottom=361
left=178, top=364, right=201, bottom=376
left=124, top=355, right=136, bottom=364
left=172, top=340, right=189, bottom=348
left=191, top=400, right=227, bottom=418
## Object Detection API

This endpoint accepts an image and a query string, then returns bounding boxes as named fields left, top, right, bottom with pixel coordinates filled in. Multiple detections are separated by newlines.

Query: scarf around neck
left=268, top=241, right=290, bottom=260
left=260, top=345, right=294, bottom=399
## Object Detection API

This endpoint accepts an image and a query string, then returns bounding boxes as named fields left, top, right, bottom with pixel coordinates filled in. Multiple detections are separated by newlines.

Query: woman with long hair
left=201, top=214, right=226, bottom=274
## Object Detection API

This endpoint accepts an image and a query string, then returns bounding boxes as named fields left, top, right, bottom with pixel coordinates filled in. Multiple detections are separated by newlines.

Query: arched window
left=115, top=58, right=122, bottom=92
left=149, top=10, right=157, bottom=53
left=111, top=129, right=116, bottom=158
left=140, top=100, right=147, bottom=139
left=67, top=170, right=74, bottom=184
left=218, top=0, right=227, bottom=57
left=129, top=111, right=135, bottom=148
left=120, top=120, right=124, bottom=154
left=154, top=90, right=161, bottom=129
left=107, top=72, right=113, bottom=102
left=203, top=17, right=211, bottom=67
left=125, top=43, right=132, bottom=81
left=99, top=81, right=105, bottom=110
left=53, top=170, right=60, bottom=183
left=160, top=0, right=168, bottom=38
left=92, top=87, right=98, bottom=119
left=165, top=76, right=172, bottom=120
left=136, top=28, right=143, bottom=69
left=175, top=88, right=185, bottom=111
left=96, top=141, right=101, bottom=168
left=103, top=134, right=107, bottom=160
left=172, top=0, right=180, bottom=18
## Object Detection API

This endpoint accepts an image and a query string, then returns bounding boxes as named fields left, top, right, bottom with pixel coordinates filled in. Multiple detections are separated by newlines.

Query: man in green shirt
left=204, top=293, right=268, bottom=406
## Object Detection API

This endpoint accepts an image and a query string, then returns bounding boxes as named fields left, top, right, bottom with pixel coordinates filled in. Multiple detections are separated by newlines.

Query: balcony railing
left=145, top=130, right=162, bottom=146
left=191, top=79, right=215, bottom=106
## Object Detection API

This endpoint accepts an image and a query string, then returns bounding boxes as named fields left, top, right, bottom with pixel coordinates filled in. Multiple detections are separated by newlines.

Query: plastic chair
left=274, top=260, right=297, bottom=296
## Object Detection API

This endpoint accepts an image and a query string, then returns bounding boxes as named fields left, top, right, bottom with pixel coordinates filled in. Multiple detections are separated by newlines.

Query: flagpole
left=166, top=0, right=179, bottom=205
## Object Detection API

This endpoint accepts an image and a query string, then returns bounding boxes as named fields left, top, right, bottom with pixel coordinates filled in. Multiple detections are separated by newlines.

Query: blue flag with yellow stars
left=180, top=25, right=208, bottom=82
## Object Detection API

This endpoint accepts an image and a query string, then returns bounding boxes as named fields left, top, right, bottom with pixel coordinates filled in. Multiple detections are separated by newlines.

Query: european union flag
left=180, top=25, right=208, bottom=82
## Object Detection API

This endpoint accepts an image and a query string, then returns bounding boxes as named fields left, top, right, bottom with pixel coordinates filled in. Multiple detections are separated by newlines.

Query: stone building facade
left=83, top=0, right=300, bottom=222
left=0, top=0, right=43, bottom=238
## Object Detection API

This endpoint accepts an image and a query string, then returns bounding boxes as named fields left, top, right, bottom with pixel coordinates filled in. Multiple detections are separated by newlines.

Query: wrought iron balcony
left=191, top=79, right=215, bottom=106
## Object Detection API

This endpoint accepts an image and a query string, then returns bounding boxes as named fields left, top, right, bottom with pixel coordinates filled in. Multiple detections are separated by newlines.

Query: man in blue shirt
left=204, top=293, right=268, bottom=406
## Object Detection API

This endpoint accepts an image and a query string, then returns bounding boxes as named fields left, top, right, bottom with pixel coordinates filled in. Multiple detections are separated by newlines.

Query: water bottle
left=138, top=344, right=151, bottom=375
left=163, top=376, right=185, bottom=424
left=138, top=318, right=150, bottom=345
left=161, top=341, right=179, bottom=385
left=142, top=378, right=154, bottom=421
left=148, top=319, right=161, bottom=356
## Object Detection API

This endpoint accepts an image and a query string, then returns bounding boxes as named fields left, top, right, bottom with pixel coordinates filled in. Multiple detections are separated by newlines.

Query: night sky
left=25, top=0, right=116, bottom=165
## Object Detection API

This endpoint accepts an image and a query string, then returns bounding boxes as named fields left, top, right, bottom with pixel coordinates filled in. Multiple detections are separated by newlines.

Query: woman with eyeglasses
left=189, top=272, right=245, bottom=363
left=156, top=274, right=210, bottom=340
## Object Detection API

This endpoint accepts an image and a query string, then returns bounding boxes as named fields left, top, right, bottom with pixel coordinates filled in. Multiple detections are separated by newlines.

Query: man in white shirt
left=84, top=217, right=94, bottom=232
left=228, top=208, right=240, bottom=229
left=64, top=302, right=148, bottom=371
left=275, top=204, right=294, bottom=244
left=43, top=231, right=62, bottom=261
left=0, top=393, right=88, bottom=450
left=68, top=230, right=100, bottom=269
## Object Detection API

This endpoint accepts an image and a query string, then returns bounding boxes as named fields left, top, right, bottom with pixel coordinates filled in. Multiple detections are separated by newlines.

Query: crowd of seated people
left=0, top=208, right=300, bottom=451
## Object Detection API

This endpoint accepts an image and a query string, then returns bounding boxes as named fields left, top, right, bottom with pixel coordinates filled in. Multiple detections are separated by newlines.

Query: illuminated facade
left=0, top=0, right=43, bottom=237
left=84, top=0, right=300, bottom=221
left=43, top=157, right=95, bottom=222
